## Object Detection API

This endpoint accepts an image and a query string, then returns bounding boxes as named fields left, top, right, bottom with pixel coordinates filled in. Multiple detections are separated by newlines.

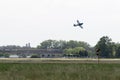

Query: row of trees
left=64, top=47, right=88, bottom=57
left=0, top=36, right=120, bottom=58
left=37, top=40, right=91, bottom=49
left=37, top=40, right=94, bottom=57
left=37, top=36, right=120, bottom=58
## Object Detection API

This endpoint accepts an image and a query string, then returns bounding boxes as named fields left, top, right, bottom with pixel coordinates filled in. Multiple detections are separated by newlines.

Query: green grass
left=0, top=63, right=120, bottom=80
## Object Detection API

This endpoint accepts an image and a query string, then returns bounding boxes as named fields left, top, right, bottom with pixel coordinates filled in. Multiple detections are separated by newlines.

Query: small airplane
left=73, top=20, right=83, bottom=29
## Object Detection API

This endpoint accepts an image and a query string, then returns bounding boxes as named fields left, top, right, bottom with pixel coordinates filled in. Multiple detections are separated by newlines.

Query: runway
left=0, top=58, right=120, bottom=63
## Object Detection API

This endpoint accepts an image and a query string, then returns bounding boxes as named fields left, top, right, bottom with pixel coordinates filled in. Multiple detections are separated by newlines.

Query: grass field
left=0, top=58, right=120, bottom=80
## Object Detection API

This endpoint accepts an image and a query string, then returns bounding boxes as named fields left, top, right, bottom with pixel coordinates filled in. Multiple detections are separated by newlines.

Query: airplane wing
left=80, top=26, right=83, bottom=29
left=80, top=23, right=83, bottom=25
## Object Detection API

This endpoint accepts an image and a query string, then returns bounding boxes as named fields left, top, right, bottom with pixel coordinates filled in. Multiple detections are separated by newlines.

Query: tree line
left=0, top=36, right=120, bottom=58
left=37, top=36, right=120, bottom=58
left=37, top=40, right=93, bottom=57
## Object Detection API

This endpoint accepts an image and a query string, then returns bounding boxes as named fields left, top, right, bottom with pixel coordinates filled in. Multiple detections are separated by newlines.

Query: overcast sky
left=0, top=0, right=120, bottom=47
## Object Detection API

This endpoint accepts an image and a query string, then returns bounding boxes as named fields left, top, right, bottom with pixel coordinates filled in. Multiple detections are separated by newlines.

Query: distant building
left=0, top=48, right=63, bottom=58
left=0, top=56, right=5, bottom=58
left=9, top=55, right=19, bottom=58
left=26, top=55, right=31, bottom=58
left=26, top=43, right=31, bottom=48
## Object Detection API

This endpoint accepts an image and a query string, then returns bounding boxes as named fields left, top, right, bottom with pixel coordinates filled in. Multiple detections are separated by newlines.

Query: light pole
left=96, top=48, right=100, bottom=64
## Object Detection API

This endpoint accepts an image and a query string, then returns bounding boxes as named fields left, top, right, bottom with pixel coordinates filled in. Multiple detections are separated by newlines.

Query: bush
left=30, top=54, right=40, bottom=58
